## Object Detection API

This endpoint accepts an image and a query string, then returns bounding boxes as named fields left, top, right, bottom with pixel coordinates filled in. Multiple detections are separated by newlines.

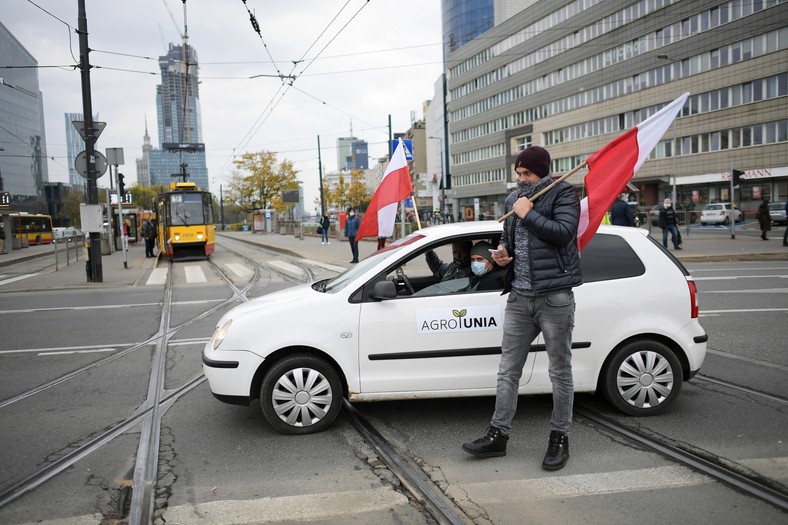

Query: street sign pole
left=77, top=0, right=102, bottom=282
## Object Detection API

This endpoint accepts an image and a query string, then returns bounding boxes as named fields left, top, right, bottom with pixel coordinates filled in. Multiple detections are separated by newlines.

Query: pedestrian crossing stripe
left=0, top=273, right=39, bottom=287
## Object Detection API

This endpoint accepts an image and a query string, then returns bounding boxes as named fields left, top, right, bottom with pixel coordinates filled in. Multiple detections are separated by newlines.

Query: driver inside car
left=425, top=240, right=472, bottom=281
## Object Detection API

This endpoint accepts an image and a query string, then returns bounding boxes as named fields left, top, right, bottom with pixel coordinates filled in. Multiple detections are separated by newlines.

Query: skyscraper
left=148, top=42, right=208, bottom=191
left=336, top=137, right=369, bottom=172
left=0, top=21, right=49, bottom=211
left=135, top=118, right=152, bottom=188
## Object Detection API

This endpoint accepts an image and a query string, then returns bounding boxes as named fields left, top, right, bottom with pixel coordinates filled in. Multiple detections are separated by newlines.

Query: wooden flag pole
left=497, top=160, right=588, bottom=223
left=411, top=194, right=423, bottom=230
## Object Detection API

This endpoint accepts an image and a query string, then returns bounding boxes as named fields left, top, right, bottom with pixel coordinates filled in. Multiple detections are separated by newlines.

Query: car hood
left=222, top=283, right=316, bottom=321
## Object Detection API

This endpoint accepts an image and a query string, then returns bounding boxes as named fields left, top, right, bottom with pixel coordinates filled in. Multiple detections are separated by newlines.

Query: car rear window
left=580, top=234, right=646, bottom=283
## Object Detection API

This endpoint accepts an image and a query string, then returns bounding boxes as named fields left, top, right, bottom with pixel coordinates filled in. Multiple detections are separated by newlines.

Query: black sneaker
left=542, top=431, right=569, bottom=471
left=462, top=426, right=508, bottom=457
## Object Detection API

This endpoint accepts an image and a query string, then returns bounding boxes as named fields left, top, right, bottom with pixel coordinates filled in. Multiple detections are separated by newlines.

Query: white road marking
left=37, top=348, right=116, bottom=356
left=694, top=275, right=788, bottom=280
left=450, top=465, right=710, bottom=503
left=163, top=486, right=409, bottom=524
left=302, top=259, right=347, bottom=273
left=0, top=338, right=209, bottom=355
left=184, top=265, right=207, bottom=283
left=268, top=260, right=303, bottom=275
left=0, top=273, right=39, bottom=286
left=225, top=262, right=253, bottom=279
left=146, top=267, right=168, bottom=285
left=701, top=308, right=788, bottom=314
left=700, top=288, right=788, bottom=293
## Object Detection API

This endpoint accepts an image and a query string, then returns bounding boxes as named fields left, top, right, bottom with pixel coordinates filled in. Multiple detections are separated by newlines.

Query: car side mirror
left=370, top=280, right=398, bottom=301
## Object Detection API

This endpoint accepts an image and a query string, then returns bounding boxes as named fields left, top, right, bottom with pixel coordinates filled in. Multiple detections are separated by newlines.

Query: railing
left=53, top=235, right=83, bottom=271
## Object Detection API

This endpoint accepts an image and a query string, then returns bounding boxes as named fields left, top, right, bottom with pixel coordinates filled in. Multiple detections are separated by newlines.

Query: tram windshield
left=170, top=193, right=206, bottom=226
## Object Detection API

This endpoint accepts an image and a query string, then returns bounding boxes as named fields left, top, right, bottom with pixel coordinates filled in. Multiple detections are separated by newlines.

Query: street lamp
left=658, top=54, right=679, bottom=205
left=427, top=136, right=445, bottom=217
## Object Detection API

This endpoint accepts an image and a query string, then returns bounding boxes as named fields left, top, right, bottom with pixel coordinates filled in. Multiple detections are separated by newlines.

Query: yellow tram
left=155, top=182, right=215, bottom=259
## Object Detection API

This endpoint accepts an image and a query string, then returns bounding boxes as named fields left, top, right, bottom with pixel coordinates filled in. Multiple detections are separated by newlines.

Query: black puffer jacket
left=500, top=181, right=583, bottom=294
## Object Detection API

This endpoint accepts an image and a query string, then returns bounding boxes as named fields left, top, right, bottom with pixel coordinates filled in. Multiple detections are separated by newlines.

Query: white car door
left=357, top=245, right=535, bottom=395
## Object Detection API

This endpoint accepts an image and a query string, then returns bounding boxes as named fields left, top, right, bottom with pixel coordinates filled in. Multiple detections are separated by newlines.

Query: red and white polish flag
left=356, top=139, right=413, bottom=239
left=577, top=92, right=690, bottom=251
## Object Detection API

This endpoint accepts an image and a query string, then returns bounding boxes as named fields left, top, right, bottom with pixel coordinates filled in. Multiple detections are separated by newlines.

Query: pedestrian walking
left=461, top=146, right=583, bottom=471
left=658, top=198, right=681, bottom=250
left=610, top=192, right=635, bottom=226
left=319, top=212, right=331, bottom=245
left=344, top=207, right=360, bottom=263
left=756, top=198, right=771, bottom=240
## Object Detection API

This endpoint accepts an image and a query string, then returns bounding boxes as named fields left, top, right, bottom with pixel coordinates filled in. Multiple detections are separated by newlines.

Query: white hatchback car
left=204, top=223, right=707, bottom=434
left=699, top=203, right=743, bottom=225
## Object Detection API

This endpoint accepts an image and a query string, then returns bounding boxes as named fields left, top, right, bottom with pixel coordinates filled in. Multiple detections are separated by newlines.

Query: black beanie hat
left=515, top=146, right=551, bottom=178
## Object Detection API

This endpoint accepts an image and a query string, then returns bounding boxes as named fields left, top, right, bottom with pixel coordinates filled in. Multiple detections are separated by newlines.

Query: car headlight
left=210, top=319, right=233, bottom=350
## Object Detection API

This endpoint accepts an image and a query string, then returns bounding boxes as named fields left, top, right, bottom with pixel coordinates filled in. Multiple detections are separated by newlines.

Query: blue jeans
left=491, top=290, right=575, bottom=435
left=662, top=224, right=679, bottom=248
left=321, top=228, right=329, bottom=243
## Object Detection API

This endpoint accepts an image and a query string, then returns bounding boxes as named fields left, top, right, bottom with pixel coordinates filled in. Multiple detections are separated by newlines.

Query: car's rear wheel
left=260, top=355, right=342, bottom=434
left=602, top=340, right=683, bottom=416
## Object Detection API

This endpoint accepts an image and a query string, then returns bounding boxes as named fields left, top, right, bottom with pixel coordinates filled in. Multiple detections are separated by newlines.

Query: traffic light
left=117, top=172, right=125, bottom=196
left=732, top=169, right=744, bottom=186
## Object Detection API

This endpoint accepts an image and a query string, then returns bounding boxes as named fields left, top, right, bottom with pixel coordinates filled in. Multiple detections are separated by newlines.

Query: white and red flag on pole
left=356, top=138, right=413, bottom=239
left=576, top=92, right=689, bottom=251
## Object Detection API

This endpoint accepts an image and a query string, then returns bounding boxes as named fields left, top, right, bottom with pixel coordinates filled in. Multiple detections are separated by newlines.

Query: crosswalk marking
left=0, top=273, right=39, bottom=287
left=146, top=267, right=168, bottom=286
left=225, top=263, right=253, bottom=280
left=184, top=265, right=207, bottom=283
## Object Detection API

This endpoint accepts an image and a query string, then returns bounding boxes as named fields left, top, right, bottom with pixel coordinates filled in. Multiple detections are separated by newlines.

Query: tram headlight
left=174, top=234, right=181, bottom=241
left=197, top=233, right=204, bottom=240
left=210, top=320, right=233, bottom=350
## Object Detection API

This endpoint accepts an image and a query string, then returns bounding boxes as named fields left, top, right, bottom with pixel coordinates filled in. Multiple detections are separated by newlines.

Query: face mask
left=664, top=203, right=670, bottom=209
left=471, top=261, right=488, bottom=276
left=349, top=212, right=355, bottom=217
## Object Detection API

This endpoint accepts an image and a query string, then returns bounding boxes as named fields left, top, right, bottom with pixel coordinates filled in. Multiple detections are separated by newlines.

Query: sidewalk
left=2, top=225, right=786, bottom=292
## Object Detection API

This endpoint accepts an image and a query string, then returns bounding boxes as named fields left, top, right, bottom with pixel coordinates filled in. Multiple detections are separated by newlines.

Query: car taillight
left=688, top=280, right=699, bottom=318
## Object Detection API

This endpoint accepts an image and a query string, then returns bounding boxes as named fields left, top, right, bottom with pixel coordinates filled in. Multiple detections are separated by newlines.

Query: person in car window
left=462, top=146, right=583, bottom=471
left=425, top=240, right=472, bottom=281
left=467, top=241, right=505, bottom=291
left=658, top=198, right=681, bottom=250
left=756, top=197, right=771, bottom=241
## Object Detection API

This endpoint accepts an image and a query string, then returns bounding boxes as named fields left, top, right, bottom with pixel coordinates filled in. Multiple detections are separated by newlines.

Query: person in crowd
left=320, top=212, right=331, bottom=245
left=461, top=145, right=583, bottom=471
left=756, top=197, right=772, bottom=240
left=343, top=208, right=360, bottom=263
left=610, top=192, right=635, bottom=226
left=658, top=198, right=681, bottom=250
left=377, top=236, right=386, bottom=250
left=425, top=240, right=472, bottom=281
left=142, top=219, right=156, bottom=258
left=784, top=201, right=788, bottom=247
left=467, top=241, right=505, bottom=291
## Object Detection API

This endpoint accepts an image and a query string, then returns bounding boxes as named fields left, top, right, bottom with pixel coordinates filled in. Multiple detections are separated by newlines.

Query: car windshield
left=704, top=204, right=723, bottom=211
left=320, top=233, right=427, bottom=293
left=769, top=203, right=784, bottom=211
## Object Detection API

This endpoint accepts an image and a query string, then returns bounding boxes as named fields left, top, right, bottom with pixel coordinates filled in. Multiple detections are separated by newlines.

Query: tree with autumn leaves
left=227, top=151, right=300, bottom=214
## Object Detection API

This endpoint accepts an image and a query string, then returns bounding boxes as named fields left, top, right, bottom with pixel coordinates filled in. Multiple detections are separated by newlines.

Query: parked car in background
left=649, top=203, right=696, bottom=226
left=203, top=222, right=707, bottom=434
left=699, top=203, right=743, bottom=225
left=768, top=202, right=787, bottom=226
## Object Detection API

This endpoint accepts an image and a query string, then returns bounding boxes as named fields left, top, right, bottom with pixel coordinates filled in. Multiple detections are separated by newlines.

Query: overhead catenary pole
left=317, top=135, right=325, bottom=213
left=77, top=0, right=103, bottom=282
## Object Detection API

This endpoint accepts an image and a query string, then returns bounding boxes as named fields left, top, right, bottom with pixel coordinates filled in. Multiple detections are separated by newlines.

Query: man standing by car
left=658, top=198, right=681, bottom=250
left=461, top=146, right=583, bottom=471
left=610, top=192, right=635, bottom=226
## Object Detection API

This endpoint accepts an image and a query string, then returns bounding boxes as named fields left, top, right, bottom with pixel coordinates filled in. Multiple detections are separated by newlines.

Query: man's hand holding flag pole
left=498, top=92, right=689, bottom=251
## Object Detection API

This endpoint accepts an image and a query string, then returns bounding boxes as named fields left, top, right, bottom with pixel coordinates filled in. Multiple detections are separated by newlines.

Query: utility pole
left=77, top=0, right=103, bottom=282
left=317, top=135, right=325, bottom=213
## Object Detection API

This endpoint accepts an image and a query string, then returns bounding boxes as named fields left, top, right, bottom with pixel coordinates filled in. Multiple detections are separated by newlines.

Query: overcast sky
left=3, top=0, right=444, bottom=209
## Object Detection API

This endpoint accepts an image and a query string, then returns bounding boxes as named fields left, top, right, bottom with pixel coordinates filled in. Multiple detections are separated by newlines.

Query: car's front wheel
left=260, top=354, right=343, bottom=434
left=602, top=340, right=683, bottom=416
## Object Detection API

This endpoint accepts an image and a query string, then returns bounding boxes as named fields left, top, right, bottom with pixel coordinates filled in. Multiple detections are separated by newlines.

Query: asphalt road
left=0, top=240, right=785, bottom=524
